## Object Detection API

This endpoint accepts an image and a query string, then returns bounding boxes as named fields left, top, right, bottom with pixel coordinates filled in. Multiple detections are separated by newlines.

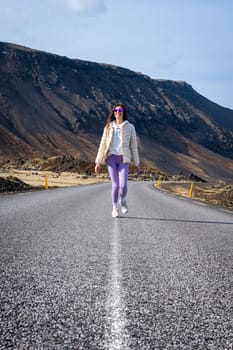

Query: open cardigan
left=95, top=121, right=140, bottom=166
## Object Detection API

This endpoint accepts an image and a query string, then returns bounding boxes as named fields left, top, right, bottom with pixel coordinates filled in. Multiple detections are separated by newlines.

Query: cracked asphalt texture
left=0, top=182, right=233, bottom=349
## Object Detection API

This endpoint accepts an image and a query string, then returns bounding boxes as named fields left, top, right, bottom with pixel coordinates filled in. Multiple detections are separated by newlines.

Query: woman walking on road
left=95, top=103, right=140, bottom=218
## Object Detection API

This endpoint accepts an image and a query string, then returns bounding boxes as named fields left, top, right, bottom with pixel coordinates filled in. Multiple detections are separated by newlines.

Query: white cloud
left=54, top=0, right=107, bottom=15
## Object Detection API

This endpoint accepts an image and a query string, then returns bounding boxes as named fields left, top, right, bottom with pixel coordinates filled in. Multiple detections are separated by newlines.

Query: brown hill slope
left=0, top=41, right=233, bottom=182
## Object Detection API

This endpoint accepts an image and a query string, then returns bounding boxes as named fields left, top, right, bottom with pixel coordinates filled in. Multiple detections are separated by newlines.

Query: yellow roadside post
left=189, top=182, right=194, bottom=198
left=45, top=174, right=49, bottom=190
left=157, top=179, right=161, bottom=188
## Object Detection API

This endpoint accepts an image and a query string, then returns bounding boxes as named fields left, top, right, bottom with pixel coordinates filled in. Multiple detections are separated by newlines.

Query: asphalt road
left=0, top=182, right=233, bottom=350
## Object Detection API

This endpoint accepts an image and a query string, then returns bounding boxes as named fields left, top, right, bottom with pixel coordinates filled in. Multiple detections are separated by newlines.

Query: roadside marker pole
left=45, top=175, right=49, bottom=190
left=189, top=182, right=194, bottom=198
left=157, top=180, right=161, bottom=187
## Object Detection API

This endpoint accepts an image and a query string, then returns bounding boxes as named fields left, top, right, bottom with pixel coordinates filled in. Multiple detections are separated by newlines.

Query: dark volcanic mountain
left=0, top=41, right=233, bottom=181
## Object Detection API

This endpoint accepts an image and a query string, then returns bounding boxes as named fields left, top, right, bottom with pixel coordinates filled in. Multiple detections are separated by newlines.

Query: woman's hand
left=135, top=165, right=140, bottom=176
left=95, top=164, right=100, bottom=174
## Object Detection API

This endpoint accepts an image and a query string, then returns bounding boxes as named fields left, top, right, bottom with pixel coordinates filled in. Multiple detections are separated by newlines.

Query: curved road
left=0, top=182, right=233, bottom=349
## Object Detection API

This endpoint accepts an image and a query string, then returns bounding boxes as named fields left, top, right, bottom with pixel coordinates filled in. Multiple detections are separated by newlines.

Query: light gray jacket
left=95, top=121, right=140, bottom=166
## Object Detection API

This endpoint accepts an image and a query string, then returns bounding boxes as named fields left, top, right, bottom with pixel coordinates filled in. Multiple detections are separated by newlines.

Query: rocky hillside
left=0, top=41, right=233, bottom=182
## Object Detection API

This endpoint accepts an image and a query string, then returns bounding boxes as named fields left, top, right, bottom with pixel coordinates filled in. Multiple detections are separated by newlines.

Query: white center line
left=105, top=221, right=130, bottom=350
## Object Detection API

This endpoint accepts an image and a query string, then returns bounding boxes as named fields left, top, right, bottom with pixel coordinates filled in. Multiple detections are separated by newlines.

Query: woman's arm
left=130, top=125, right=140, bottom=167
left=95, top=127, right=108, bottom=166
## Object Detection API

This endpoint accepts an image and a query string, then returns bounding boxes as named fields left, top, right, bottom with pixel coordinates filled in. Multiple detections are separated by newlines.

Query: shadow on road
left=119, top=216, right=233, bottom=225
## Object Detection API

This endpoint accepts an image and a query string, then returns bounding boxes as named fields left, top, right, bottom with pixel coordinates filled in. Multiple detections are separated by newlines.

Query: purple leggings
left=106, top=155, right=129, bottom=204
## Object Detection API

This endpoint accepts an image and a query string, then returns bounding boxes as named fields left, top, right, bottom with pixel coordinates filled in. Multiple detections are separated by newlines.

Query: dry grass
left=0, top=170, right=109, bottom=188
left=156, top=181, right=233, bottom=211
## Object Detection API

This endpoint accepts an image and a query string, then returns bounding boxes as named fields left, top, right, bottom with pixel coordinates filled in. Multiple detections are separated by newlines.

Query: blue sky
left=1, top=0, right=233, bottom=109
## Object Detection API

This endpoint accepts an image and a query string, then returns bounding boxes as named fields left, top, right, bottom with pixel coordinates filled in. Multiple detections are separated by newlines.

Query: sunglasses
left=113, top=108, right=124, bottom=113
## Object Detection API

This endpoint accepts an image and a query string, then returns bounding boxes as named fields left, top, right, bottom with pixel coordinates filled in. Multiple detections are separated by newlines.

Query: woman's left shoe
left=119, top=199, right=128, bottom=214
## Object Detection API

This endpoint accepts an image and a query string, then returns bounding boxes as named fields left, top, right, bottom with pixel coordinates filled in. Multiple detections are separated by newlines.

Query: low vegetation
left=157, top=181, right=233, bottom=212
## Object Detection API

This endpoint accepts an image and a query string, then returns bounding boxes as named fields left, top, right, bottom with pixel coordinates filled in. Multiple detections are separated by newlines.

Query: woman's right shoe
left=112, top=207, right=119, bottom=218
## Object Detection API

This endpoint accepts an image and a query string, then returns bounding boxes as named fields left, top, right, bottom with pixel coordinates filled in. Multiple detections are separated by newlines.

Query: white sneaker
left=119, top=199, right=128, bottom=214
left=112, top=207, right=119, bottom=218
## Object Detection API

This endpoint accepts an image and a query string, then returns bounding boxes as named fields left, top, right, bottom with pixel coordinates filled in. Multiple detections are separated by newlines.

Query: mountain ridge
left=0, top=41, right=233, bottom=182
